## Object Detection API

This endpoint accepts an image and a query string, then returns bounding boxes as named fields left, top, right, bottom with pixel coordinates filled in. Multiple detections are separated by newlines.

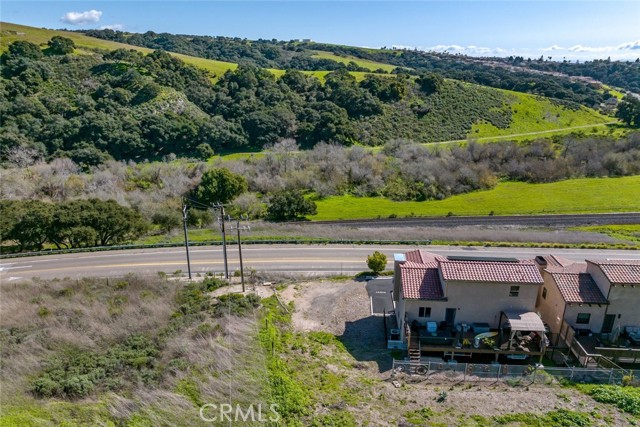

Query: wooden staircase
left=409, top=332, right=421, bottom=364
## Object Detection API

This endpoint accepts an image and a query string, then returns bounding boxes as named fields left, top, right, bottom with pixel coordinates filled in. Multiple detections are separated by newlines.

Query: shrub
left=212, top=293, right=261, bottom=318
left=30, top=334, right=160, bottom=398
left=587, top=385, right=640, bottom=415
left=266, top=190, right=317, bottom=221
left=366, top=251, right=387, bottom=274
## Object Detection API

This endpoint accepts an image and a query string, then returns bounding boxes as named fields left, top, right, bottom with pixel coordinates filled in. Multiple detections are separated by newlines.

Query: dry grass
left=248, top=222, right=620, bottom=245
left=0, top=275, right=270, bottom=426
left=0, top=275, right=177, bottom=398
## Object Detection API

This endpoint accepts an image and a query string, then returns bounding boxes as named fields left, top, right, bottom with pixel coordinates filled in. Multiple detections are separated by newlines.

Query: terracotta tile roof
left=400, top=262, right=444, bottom=300
left=438, top=260, right=543, bottom=284
left=404, top=250, right=445, bottom=264
left=587, top=259, right=640, bottom=285
left=545, top=262, right=588, bottom=274
left=550, top=272, right=608, bottom=304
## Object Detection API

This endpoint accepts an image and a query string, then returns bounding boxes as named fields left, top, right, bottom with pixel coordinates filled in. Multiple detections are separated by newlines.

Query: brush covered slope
left=0, top=23, right=611, bottom=165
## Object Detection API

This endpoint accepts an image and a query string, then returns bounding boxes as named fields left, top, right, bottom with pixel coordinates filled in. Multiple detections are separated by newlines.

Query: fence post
left=532, top=366, right=537, bottom=384
left=463, top=363, right=467, bottom=381
left=609, top=369, right=614, bottom=384
left=570, top=367, right=575, bottom=382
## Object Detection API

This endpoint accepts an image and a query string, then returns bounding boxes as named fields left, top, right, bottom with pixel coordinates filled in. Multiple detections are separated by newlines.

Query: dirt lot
left=277, top=279, right=635, bottom=426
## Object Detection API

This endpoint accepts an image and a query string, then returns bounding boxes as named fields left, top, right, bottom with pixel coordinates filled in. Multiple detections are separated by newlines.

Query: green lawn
left=470, top=89, right=612, bottom=139
left=311, top=176, right=640, bottom=220
left=310, top=50, right=397, bottom=73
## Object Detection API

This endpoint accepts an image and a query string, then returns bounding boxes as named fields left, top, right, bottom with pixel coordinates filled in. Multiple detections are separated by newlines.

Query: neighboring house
left=535, top=256, right=608, bottom=345
left=586, top=259, right=640, bottom=335
left=535, top=256, right=640, bottom=344
left=393, top=250, right=544, bottom=342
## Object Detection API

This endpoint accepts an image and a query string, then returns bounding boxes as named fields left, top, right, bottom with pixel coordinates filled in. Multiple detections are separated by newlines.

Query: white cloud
left=618, top=40, right=640, bottom=51
left=100, top=24, right=125, bottom=31
left=390, top=40, right=640, bottom=61
left=61, top=10, right=102, bottom=25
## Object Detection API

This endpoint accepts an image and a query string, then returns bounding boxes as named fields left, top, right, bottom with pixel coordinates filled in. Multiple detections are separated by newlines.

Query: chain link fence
left=391, top=360, right=634, bottom=386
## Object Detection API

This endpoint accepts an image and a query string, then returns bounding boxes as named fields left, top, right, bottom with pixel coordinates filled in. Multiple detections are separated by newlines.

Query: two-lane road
left=2, top=245, right=640, bottom=282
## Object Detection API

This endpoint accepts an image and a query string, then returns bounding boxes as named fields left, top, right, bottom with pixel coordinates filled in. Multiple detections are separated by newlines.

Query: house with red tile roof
left=393, top=250, right=544, bottom=346
left=535, top=257, right=640, bottom=345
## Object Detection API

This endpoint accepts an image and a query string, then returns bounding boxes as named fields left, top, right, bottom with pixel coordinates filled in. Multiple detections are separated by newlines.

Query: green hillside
left=312, top=176, right=640, bottom=220
left=0, top=21, right=622, bottom=164
left=0, top=22, right=238, bottom=78
left=470, top=89, right=610, bottom=138
left=310, top=50, right=397, bottom=72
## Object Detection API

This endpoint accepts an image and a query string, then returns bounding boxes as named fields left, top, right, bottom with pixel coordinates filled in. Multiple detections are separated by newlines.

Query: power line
left=230, top=216, right=251, bottom=292
left=182, top=203, right=192, bottom=280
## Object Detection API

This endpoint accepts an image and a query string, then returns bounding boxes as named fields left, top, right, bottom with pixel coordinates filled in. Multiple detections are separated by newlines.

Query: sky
left=2, top=1, right=639, bottom=61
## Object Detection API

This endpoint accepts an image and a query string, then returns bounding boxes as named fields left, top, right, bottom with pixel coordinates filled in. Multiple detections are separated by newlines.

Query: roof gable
left=400, top=262, right=444, bottom=300
left=587, top=259, right=640, bottom=285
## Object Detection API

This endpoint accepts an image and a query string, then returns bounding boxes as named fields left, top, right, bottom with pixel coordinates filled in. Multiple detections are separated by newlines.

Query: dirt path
left=434, top=121, right=617, bottom=145
left=281, top=279, right=372, bottom=336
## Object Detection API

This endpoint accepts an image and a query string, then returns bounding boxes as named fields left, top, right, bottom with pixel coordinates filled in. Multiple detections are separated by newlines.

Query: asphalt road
left=311, top=213, right=640, bottom=228
left=2, top=245, right=640, bottom=282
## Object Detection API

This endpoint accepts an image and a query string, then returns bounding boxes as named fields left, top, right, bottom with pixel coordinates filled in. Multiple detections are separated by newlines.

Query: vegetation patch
left=572, top=224, right=640, bottom=244
left=576, top=385, right=640, bottom=416
left=31, top=334, right=160, bottom=398
left=471, top=89, right=610, bottom=138
left=312, top=176, right=640, bottom=220
left=492, top=409, right=592, bottom=427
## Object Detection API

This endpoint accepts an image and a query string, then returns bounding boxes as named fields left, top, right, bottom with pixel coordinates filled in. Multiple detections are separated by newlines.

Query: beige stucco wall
left=585, top=263, right=640, bottom=331
left=607, top=287, right=640, bottom=331
left=586, top=263, right=612, bottom=297
left=564, top=304, right=607, bottom=333
left=403, top=281, right=539, bottom=329
left=536, top=274, right=567, bottom=341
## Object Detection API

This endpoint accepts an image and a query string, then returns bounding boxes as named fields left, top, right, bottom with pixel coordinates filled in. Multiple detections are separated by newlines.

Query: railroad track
left=309, top=213, right=640, bottom=228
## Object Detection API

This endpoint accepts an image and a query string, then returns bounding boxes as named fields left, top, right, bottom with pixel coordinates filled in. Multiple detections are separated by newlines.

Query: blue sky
left=2, top=1, right=639, bottom=60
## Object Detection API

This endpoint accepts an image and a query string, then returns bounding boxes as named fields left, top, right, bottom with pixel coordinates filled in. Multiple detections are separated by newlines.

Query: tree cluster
left=0, top=199, right=148, bottom=250
left=616, top=96, right=640, bottom=127
left=82, top=29, right=631, bottom=109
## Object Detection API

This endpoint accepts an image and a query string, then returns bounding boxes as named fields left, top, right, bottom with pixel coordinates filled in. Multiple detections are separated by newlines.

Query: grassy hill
left=310, top=50, right=397, bottom=72
left=0, top=22, right=238, bottom=78
left=311, top=176, right=640, bottom=220
left=470, top=89, right=611, bottom=138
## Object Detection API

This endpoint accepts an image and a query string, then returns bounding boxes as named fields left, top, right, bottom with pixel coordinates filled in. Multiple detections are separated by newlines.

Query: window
left=509, top=286, right=520, bottom=297
left=576, top=313, right=591, bottom=325
left=418, top=307, right=431, bottom=318
left=542, top=287, right=547, bottom=300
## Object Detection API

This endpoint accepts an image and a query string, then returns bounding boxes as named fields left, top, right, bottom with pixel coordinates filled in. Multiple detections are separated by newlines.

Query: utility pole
left=215, top=203, right=229, bottom=279
left=182, top=203, right=192, bottom=280
left=230, top=217, right=251, bottom=292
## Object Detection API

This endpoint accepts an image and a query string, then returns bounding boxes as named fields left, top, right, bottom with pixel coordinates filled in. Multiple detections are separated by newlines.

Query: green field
left=311, top=50, right=397, bottom=72
left=470, top=89, right=612, bottom=138
left=311, top=176, right=640, bottom=220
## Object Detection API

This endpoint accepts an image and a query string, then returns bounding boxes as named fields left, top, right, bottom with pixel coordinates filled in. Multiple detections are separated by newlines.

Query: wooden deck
left=418, top=329, right=544, bottom=360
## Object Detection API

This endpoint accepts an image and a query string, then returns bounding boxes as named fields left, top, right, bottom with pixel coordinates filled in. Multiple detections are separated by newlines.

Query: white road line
left=0, top=265, right=32, bottom=271
left=370, top=296, right=374, bottom=315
